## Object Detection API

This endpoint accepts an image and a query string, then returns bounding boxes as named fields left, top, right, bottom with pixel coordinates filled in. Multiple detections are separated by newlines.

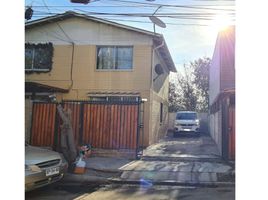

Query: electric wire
left=41, top=0, right=74, bottom=44
left=103, top=0, right=235, bottom=11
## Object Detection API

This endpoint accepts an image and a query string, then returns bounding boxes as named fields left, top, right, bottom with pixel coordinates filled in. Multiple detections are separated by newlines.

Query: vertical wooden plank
left=125, top=105, right=131, bottom=149
left=43, top=104, right=49, bottom=146
left=83, top=104, right=89, bottom=144
left=47, top=104, right=52, bottom=146
left=116, top=105, right=121, bottom=149
left=99, top=104, right=104, bottom=148
left=120, top=105, right=126, bottom=149
left=124, top=105, right=129, bottom=149
left=30, top=103, right=37, bottom=145
left=89, top=104, right=94, bottom=146
left=38, top=104, right=45, bottom=146
left=88, top=104, right=93, bottom=145
left=129, top=105, right=133, bottom=149
left=93, top=104, right=98, bottom=148
left=102, top=104, right=107, bottom=148
left=96, top=104, right=101, bottom=148
left=45, top=104, right=51, bottom=146
left=111, top=104, right=117, bottom=149
left=132, top=105, right=138, bottom=149
left=50, top=104, right=56, bottom=147
left=108, top=105, right=113, bottom=149
left=74, top=103, right=80, bottom=146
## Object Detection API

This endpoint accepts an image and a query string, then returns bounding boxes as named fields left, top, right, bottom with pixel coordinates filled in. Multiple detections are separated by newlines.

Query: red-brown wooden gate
left=82, top=103, right=139, bottom=149
left=30, top=100, right=141, bottom=153
left=30, top=103, right=57, bottom=147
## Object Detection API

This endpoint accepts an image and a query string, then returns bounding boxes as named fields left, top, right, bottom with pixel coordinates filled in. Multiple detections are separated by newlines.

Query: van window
left=176, top=113, right=197, bottom=120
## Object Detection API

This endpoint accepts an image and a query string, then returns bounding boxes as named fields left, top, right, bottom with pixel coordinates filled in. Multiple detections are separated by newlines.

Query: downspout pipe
left=68, top=42, right=75, bottom=91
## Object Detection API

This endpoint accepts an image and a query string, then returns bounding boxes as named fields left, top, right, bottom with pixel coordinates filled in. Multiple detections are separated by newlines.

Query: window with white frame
left=96, top=46, right=133, bottom=70
left=25, top=43, right=53, bottom=71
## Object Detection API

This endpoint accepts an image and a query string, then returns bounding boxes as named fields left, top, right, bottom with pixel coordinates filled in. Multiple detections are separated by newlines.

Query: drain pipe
left=68, top=42, right=75, bottom=92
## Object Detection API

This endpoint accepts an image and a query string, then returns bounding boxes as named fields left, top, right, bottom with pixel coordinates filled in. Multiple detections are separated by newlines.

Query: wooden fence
left=30, top=100, right=140, bottom=153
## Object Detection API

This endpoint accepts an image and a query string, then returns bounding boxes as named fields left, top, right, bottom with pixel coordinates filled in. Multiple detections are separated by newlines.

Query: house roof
left=25, top=11, right=177, bottom=72
left=25, top=82, right=69, bottom=93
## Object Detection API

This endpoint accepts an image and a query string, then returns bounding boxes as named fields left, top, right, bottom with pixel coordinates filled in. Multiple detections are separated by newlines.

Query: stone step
left=119, top=171, right=234, bottom=183
left=118, top=160, right=235, bottom=184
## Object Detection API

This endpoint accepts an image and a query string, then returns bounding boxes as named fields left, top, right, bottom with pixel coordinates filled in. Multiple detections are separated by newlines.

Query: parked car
left=25, top=144, right=68, bottom=192
left=174, top=111, right=200, bottom=136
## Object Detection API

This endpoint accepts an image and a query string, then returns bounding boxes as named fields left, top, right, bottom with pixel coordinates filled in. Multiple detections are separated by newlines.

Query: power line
left=41, top=0, right=74, bottom=43
left=99, top=17, right=210, bottom=26
left=73, top=9, right=234, bottom=17
left=103, top=0, right=235, bottom=11
left=27, top=4, right=234, bottom=8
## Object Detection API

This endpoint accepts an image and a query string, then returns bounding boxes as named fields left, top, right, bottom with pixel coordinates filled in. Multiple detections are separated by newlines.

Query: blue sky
left=25, top=0, right=235, bottom=71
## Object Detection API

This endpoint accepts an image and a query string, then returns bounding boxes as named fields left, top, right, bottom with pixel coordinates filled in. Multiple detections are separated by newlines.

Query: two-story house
left=25, top=11, right=176, bottom=158
left=209, top=26, right=235, bottom=160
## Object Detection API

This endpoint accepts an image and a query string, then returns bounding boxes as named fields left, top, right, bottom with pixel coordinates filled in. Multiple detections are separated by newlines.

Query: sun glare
left=211, top=13, right=234, bottom=32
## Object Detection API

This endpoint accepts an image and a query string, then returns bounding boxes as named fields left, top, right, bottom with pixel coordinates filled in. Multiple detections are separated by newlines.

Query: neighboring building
left=209, top=26, right=235, bottom=160
left=25, top=11, right=176, bottom=157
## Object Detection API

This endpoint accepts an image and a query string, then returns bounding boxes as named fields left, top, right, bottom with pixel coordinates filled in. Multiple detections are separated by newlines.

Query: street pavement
left=26, top=183, right=235, bottom=200
left=73, top=184, right=235, bottom=200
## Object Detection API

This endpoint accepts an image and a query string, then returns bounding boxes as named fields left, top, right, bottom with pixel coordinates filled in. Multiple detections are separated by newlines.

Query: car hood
left=25, top=145, right=61, bottom=165
left=175, top=119, right=197, bottom=123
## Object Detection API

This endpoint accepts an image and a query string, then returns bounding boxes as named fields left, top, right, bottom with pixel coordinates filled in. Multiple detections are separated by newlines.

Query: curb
left=141, top=156, right=225, bottom=163
left=108, top=178, right=235, bottom=188
left=63, top=173, right=111, bottom=184
left=62, top=173, right=234, bottom=188
left=85, top=167, right=121, bottom=174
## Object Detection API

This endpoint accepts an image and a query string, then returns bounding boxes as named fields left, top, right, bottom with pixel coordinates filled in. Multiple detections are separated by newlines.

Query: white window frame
left=96, top=46, right=133, bottom=71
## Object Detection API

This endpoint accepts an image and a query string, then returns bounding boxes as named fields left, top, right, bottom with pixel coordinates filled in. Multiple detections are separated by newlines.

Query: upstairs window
left=25, top=43, right=53, bottom=72
left=96, top=46, right=133, bottom=70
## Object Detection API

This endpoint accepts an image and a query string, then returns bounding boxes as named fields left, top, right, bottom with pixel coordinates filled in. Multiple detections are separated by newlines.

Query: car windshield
left=176, top=113, right=197, bottom=120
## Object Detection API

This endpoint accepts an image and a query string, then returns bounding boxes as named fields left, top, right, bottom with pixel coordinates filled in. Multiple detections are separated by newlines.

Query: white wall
left=209, top=110, right=222, bottom=155
left=209, top=35, right=221, bottom=105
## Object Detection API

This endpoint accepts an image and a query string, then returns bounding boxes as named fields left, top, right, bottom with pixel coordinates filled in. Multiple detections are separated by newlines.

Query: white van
left=174, top=111, right=200, bottom=136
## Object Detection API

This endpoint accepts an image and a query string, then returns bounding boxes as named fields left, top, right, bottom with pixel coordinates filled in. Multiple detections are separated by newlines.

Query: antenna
left=149, top=6, right=166, bottom=33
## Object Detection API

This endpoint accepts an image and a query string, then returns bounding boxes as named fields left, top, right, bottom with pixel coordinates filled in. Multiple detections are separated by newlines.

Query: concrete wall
left=209, top=110, right=222, bottom=155
left=209, top=34, right=221, bottom=106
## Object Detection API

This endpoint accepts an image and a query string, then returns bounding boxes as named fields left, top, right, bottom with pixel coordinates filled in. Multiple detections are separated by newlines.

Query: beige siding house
left=25, top=11, right=176, bottom=149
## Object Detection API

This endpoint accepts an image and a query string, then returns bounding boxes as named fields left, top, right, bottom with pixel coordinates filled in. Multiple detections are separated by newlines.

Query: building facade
left=25, top=12, right=176, bottom=154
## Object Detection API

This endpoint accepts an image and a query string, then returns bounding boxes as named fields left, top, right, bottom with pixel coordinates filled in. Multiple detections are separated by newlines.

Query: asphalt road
left=25, top=183, right=235, bottom=200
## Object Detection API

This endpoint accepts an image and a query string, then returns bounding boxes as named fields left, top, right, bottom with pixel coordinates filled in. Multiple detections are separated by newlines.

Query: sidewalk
left=63, top=156, right=133, bottom=184
left=63, top=134, right=235, bottom=186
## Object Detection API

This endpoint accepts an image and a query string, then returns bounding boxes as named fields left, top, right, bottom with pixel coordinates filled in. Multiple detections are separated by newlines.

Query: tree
left=191, top=57, right=210, bottom=112
left=169, top=57, right=211, bottom=113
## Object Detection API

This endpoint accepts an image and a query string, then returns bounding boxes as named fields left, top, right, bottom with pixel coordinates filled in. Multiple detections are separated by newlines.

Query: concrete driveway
left=118, top=132, right=234, bottom=185
left=142, top=132, right=221, bottom=161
